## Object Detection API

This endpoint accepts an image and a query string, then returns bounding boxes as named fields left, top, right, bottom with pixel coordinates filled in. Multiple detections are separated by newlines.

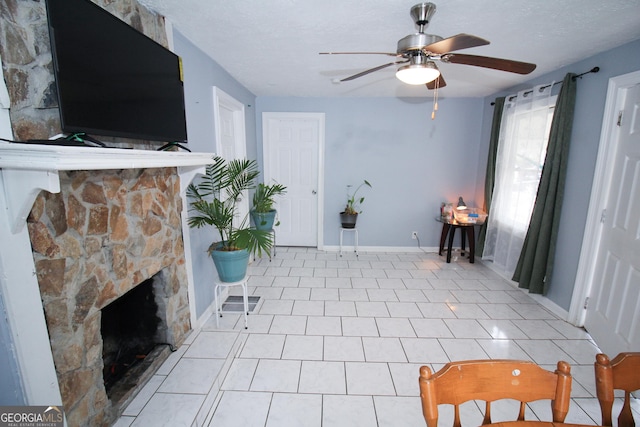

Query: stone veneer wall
left=28, top=167, right=191, bottom=426
left=0, top=0, right=169, bottom=147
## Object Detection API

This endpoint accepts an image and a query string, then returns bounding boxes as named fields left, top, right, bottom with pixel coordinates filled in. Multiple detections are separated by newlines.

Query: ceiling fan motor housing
left=397, top=33, right=443, bottom=54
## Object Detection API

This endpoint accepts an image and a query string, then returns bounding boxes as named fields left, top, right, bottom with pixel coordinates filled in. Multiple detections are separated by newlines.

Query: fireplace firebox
left=101, top=276, right=167, bottom=398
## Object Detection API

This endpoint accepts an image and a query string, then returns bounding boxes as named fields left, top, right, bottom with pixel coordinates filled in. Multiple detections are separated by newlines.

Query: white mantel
left=0, top=143, right=214, bottom=232
left=0, top=142, right=213, bottom=170
left=0, top=142, right=213, bottom=409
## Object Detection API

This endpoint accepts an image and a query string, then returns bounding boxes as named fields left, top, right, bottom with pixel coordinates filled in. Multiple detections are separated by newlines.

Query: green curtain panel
left=512, top=73, right=577, bottom=294
left=477, top=96, right=505, bottom=253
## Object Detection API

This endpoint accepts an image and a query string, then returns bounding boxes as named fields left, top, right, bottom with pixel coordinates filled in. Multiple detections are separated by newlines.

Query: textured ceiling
left=138, top=0, right=640, bottom=98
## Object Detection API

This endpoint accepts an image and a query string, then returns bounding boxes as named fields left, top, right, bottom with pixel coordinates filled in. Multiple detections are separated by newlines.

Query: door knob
left=312, top=190, right=317, bottom=195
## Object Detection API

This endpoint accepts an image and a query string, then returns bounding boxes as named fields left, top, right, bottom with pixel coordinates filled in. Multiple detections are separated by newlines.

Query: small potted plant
left=187, top=156, right=273, bottom=282
left=340, top=179, right=372, bottom=228
left=251, top=181, right=287, bottom=231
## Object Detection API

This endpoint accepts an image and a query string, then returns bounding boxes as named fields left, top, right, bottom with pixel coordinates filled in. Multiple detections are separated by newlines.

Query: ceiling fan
left=320, top=2, right=536, bottom=89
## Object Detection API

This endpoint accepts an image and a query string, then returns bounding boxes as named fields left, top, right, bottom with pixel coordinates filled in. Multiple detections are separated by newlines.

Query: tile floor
left=115, top=247, right=636, bottom=427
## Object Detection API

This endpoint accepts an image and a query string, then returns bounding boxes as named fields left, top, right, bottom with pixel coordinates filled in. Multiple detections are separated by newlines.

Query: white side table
left=339, top=227, right=359, bottom=257
left=214, top=275, right=249, bottom=329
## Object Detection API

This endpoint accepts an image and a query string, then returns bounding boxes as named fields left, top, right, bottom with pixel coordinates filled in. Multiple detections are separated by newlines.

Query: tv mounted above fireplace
left=45, top=0, right=188, bottom=144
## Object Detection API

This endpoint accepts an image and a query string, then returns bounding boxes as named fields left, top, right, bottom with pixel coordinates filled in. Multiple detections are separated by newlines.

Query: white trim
left=0, top=144, right=212, bottom=232
left=179, top=167, right=207, bottom=330
left=482, top=259, right=570, bottom=320
left=0, top=143, right=213, bottom=171
left=323, top=245, right=439, bottom=253
left=317, top=114, right=326, bottom=250
left=527, top=292, right=570, bottom=321
left=212, top=87, right=247, bottom=159
left=0, top=198, right=61, bottom=406
left=193, top=294, right=217, bottom=329
left=568, top=69, right=640, bottom=326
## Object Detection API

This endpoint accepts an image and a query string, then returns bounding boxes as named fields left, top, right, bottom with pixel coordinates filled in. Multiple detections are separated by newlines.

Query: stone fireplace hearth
left=0, top=145, right=213, bottom=426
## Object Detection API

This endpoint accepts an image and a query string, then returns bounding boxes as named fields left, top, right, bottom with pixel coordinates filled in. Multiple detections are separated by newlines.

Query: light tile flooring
left=115, top=247, right=633, bottom=427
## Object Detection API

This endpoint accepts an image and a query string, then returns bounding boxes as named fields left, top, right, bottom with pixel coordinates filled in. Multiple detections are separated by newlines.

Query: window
left=483, top=85, right=557, bottom=276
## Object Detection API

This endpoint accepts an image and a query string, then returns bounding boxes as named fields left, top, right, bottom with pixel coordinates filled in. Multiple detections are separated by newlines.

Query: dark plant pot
left=210, top=245, right=250, bottom=282
left=340, top=212, right=358, bottom=229
left=251, top=209, right=277, bottom=231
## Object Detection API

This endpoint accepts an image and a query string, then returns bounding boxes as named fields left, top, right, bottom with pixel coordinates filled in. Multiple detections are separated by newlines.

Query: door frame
left=213, top=87, right=247, bottom=159
left=262, top=112, right=325, bottom=249
left=569, top=70, right=640, bottom=326
left=212, top=86, right=250, bottom=222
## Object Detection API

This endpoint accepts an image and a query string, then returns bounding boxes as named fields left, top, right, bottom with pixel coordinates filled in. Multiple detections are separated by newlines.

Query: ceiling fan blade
left=426, top=74, right=446, bottom=90
left=340, top=60, right=408, bottom=82
left=423, top=33, right=490, bottom=54
left=320, top=52, right=400, bottom=57
left=443, top=54, right=536, bottom=74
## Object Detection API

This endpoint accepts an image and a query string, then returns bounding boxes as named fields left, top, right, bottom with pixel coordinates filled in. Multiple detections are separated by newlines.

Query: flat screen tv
left=45, top=0, right=188, bottom=144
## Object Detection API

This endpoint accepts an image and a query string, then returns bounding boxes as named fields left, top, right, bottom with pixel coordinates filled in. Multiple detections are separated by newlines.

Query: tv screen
left=46, top=0, right=188, bottom=143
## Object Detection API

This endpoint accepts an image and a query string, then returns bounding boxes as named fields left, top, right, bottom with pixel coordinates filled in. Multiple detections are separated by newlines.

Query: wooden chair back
left=595, top=352, right=640, bottom=427
left=418, top=359, right=572, bottom=427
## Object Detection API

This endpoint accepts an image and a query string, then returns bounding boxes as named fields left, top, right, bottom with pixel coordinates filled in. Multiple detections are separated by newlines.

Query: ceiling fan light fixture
left=396, top=61, right=440, bottom=85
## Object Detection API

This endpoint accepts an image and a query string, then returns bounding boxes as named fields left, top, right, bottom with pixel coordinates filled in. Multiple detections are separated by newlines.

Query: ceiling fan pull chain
left=431, top=78, right=439, bottom=120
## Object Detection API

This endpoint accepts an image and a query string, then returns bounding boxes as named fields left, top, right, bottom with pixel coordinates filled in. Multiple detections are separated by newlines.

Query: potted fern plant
left=187, top=156, right=273, bottom=282
left=251, top=181, right=287, bottom=231
left=340, top=179, right=372, bottom=228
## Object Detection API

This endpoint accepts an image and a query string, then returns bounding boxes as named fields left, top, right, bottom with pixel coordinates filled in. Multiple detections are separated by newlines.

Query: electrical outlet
left=411, top=231, right=418, bottom=240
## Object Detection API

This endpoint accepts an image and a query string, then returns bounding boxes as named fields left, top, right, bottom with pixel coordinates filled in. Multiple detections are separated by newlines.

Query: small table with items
left=436, top=212, right=487, bottom=263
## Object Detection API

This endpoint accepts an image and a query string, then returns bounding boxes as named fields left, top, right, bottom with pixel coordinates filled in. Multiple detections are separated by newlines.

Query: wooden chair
left=594, top=352, right=640, bottom=427
left=418, top=359, right=572, bottom=427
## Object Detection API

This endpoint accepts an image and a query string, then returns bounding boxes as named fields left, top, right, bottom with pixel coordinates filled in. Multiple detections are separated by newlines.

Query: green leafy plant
left=187, top=156, right=273, bottom=257
left=252, top=182, right=287, bottom=213
left=343, top=179, right=372, bottom=215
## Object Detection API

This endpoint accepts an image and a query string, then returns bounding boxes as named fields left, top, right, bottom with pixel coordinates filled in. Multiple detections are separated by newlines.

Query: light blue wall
left=174, top=31, right=258, bottom=158
left=175, top=24, right=640, bottom=314
left=255, top=97, right=484, bottom=247
left=478, top=38, right=640, bottom=310
left=173, top=31, right=257, bottom=319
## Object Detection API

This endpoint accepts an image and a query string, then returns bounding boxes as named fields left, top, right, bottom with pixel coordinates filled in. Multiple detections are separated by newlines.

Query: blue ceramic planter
left=251, top=209, right=277, bottom=231
left=210, top=246, right=250, bottom=282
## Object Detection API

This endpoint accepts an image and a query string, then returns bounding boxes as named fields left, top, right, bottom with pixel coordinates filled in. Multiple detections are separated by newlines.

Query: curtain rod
left=490, top=66, right=599, bottom=105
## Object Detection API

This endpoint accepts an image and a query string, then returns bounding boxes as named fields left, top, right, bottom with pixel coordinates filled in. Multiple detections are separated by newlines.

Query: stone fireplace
left=28, top=166, right=192, bottom=425
left=0, top=145, right=213, bottom=426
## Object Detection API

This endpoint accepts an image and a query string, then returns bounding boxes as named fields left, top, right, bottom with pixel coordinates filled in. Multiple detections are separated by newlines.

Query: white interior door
left=213, top=87, right=249, bottom=225
left=583, top=81, right=640, bottom=356
left=262, top=112, right=324, bottom=247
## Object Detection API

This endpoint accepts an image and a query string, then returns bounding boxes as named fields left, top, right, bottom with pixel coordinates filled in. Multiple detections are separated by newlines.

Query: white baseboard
left=481, top=260, right=570, bottom=321
left=526, top=292, right=569, bottom=320
left=192, top=287, right=229, bottom=330
left=323, top=245, right=440, bottom=253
